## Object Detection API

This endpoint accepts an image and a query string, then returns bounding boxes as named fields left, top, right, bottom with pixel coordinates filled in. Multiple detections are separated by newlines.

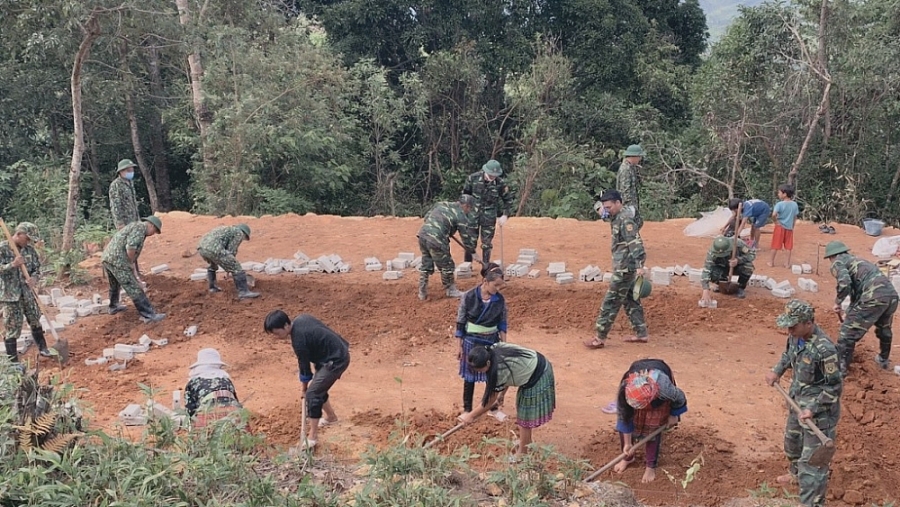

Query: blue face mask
left=123, top=171, right=135, bottom=180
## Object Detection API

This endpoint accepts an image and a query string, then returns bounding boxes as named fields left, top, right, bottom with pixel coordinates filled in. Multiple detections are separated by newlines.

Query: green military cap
left=632, top=275, right=652, bottom=300
left=776, top=299, right=815, bottom=328
left=482, top=159, right=502, bottom=177
left=236, top=223, right=251, bottom=240
left=711, top=236, right=733, bottom=258
left=117, top=159, right=137, bottom=173
left=143, top=216, right=162, bottom=233
left=623, top=144, right=646, bottom=157
left=823, top=240, right=850, bottom=258
left=459, top=194, right=476, bottom=207
left=15, top=222, right=41, bottom=241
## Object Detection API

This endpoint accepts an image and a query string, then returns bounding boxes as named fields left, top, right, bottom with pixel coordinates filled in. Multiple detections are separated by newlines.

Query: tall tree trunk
left=174, top=0, right=217, bottom=205
left=144, top=43, right=173, bottom=211
left=62, top=12, right=101, bottom=252
left=85, top=119, right=103, bottom=199
left=120, top=40, right=159, bottom=212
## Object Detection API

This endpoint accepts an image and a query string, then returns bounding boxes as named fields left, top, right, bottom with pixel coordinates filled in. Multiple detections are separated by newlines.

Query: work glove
left=498, top=215, right=508, bottom=227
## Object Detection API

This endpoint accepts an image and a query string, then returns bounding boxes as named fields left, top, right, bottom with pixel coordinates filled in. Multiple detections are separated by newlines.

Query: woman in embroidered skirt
left=614, top=358, right=687, bottom=483
left=184, top=348, right=244, bottom=428
left=455, top=263, right=508, bottom=413
left=458, top=342, right=556, bottom=459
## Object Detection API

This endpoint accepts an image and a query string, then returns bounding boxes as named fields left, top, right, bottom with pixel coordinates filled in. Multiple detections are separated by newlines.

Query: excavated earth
left=34, top=212, right=900, bottom=505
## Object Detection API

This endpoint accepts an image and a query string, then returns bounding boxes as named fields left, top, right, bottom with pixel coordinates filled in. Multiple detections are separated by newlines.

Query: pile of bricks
left=85, top=333, right=169, bottom=369
left=118, top=400, right=187, bottom=428
left=546, top=262, right=574, bottom=284
left=748, top=274, right=770, bottom=288
left=364, top=257, right=383, bottom=271
left=578, top=265, right=603, bottom=282
left=516, top=248, right=539, bottom=266
left=19, top=289, right=108, bottom=355
left=505, top=263, right=529, bottom=277
left=797, top=278, right=819, bottom=293
left=770, top=279, right=795, bottom=298
left=790, top=264, right=813, bottom=275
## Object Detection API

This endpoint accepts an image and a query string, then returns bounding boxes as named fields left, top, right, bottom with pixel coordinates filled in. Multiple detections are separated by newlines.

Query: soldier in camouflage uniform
left=616, top=144, right=646, bottom=230
left=583, top=189, right=649, bottom=349
left=700, top=236, right=755, bottom=302
left=766, top=300, right=842, bottom=507
left=461, top=160, right=514, bottom=265
left=0, top=223, right=51, bottom=363
left=197, top=224, right=259, bottom=299
left=823, top=241, right=898, bottom=374
left=109, top=159, right=140, bottom=230
left=417, top=195, right=475, bottom=300
left=101, top=217, right=166, bottom=323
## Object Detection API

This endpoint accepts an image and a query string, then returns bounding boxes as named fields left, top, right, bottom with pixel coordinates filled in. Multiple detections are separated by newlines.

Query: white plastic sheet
left=871, top=235, right=900, bottom=258
left=683, top=207, right=734, bottom=238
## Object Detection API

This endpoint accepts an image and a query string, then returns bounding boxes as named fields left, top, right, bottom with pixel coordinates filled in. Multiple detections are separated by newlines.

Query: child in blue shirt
left=769, top=184, right=799, bottom=267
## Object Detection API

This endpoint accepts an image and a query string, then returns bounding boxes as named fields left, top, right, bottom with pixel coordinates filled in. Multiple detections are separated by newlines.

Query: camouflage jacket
left=418, top=202, right=475, bottom=251
left=0, top=242, right=40, bottom=302
left=700, top=242, right=755, bottom=289
left=109, top=177, right=140, bottom=229
left=198, top=226, right=245, bottom=256
left=772, top=324, right=842, bottom=416
left=609, top=209, right=645, bottom=271
left=101, top=221, right=147, bottom=269
left=462, top=172, right=514, bottom=226
left=616, top=160, right=641, bottom=212
left=830, top=253, right=897, bottom=306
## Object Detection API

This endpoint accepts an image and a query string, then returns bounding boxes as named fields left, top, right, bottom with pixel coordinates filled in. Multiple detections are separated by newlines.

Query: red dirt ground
left=32, top=212, right=900, bottom=505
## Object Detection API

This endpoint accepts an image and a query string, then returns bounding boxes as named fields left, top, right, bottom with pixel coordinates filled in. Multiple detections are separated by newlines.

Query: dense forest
left=2, top=0, right=899, bottom=254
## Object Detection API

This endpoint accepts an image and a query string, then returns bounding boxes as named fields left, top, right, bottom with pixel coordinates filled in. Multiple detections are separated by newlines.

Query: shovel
left=718, top=202, right=742, bottom=295
left=423, top=422, right=465, bottom=449
left=584, top=425, right=668, bottom=482
left=773, top=383, right=835, bottom=467
left=450, top=235, right=484, bottom=265
left=0, top=219, right=70, bottom=364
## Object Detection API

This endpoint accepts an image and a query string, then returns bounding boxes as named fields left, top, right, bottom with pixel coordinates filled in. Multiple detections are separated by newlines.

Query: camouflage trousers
left=838, top=295, right=897, bottom=360
left=707, top=262, right=753, bottom=289
left=2, top=293, right=42, bottom=346
left=784, top=410, right=838, bottom=507
left=418, top=236, right=456, bottom=288
left=467, top=222, right=496, bottom=260
left=595, top=270, right=647, bottom=339
left=198, top=247, right=243, bottom=274
left=103, top=261, right=147, bottom=303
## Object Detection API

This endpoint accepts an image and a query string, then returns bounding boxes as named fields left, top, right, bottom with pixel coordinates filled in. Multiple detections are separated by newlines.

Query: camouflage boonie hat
left=711, top=236, right=733, bottom=258
left=776, top=299, right=815, bottom=328
left=15, top=222, right=41, bottom=241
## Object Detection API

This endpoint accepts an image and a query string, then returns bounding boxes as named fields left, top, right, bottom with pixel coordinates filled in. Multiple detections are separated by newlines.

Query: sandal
left=583, top=338, right=605, bottom=350
left=601, top=401, right=617, bottom=414
left=827, top=226, right=836, bottom=234
left=819, top=224, right=829, bottom=233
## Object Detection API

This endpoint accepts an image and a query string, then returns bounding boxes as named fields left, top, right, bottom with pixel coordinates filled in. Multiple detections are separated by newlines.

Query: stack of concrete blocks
left=388, top=252, right=415, bottom=272
left=505, top=263, right=529, bottom=278
left=315, top=254, right=349, bottom=274
left=547, top=262, right=566, bottom=277
left=555, top=271, right=575, bottom=284
left=364, top=257, right=383, bottom=271
left=797, top=278, right=819, bottom=293
left=673, top=264, right=691, bottom=276
left=578, top=265, right=603, bottom=282
left=455, top=261, right=474, bottom=279
left=516, top=249, right=539, bottom=267
left=748, top=274, right=770, bottom=288
left=650, top=267, right=672, bottom=286
left=382, top=269, right=404, bottom=280
left=771, top=280, right=795, bottom=298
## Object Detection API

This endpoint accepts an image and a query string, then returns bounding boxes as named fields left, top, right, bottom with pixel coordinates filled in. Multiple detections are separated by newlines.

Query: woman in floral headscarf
left=614, top=359, right=687, bottom=483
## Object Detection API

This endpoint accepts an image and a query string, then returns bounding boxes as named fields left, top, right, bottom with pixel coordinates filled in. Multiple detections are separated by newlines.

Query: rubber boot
left=876, top=341, right=892, bottom=369
left=736, top=288, right=746, bottom=299
left=838, top=343, right=855, bottom=376
left=234, top=272, right=260, bottom=299
left=134, top=295, right=166, bottom=323
left=462, top=381, right=475, bottom=413
left=482, top=248, right=492, bottom=266
left=418, top=274, right=429, bottom=301
left=5, top=338, right=18, bottom=363
left=108, top=287, right=127, bottom=315
left=31, top=328, right=52, bottom=357
left=207, top=269, right=221, bottom=293
left=445, top=284, right=464, bottom=298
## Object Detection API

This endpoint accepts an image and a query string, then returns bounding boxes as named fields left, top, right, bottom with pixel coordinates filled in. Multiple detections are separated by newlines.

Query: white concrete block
left=38, top=294, right=52, bottom=306
left=150, top=338, right=168, bottom=347
left=519, top=248, right=538, bottom=257
left=292, top=268, right=310, bottom=275
left=688, top=269, right=703, bottom=284
left=681, top=264, right=692, bottom=273
left=77, top=299, right=92, bottom=308
left=190, top=272, right=207, bottom=281
left=150, top=264, right=170, bottom=275
left=807, top=280, right=818, bottom=293
left=801, top=264, right=813, bottom=274
left=250, top=262, right=266, bottom=273
left=791, top=265, right=802, bottom=275
left=455, top=269, right=474, bottom=279
left=91, top=304, right=104, bottom=315
left=772, top=288, right=792, bottom=298
left=84, top=357, right=108, bottom=366
left=57, top=307, right=77, bottom=315
left=103, top=348, right=115, bottom=359
left=293, top=251, right=310, bottom=262
left=391, top=258, right=409, bottom=270
left=765, top=278, right=777, bottom=290
left=664, top=266, right=676, bottom=276
left=698, top=299, right=718, bottom=308
left=338, top=262, right=351, bottom=273
left=50, top=288, right=64, bottom=305
left=55, top=296, right=77, bottom=309
left=119, top=404, right=147, bottom=426
left=240, top=261, right=255, bottom=271
left=56, top=313, right=76, bottom=325
left=194, top=268, right=207, bottom=274
left=76, top=307, right=92, bottom=318
left=516, top=254, right=537, bottom=266
left=457, top=262, right=473, bottom=272
left=547, top=262, right=566, bottom=275
left=411, top=256, right=422, bottom=269
left=113, top=344, right=135, bottom=360
left=306, top=261, right=323, bottom=273
left=673, top=265, right=684, bottom=276
left=527, top=269, right=540, bottom=279
left=184, top=325, right=198, bottom=337
left=382, top=271, right=403, bottom=280
left=603, top=272, right=613, bottom=283
left=365, top=261, right=383, bottom=271
left=139, top=334, right=152, bottom=346
left=775, top=280, right=792, bottom=290
left=264, top=265, right=283, bottom=275
left=398, top=252, right=415, bottom=261
left=317, top=256, right=336, bottom=273
left=651, top=272, right=672, bottom=286
left=556, top=274, right=575, bottom=284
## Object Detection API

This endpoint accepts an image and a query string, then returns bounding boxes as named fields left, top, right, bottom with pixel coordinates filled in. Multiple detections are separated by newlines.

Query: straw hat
left=190, top=348, right=227, bottom=368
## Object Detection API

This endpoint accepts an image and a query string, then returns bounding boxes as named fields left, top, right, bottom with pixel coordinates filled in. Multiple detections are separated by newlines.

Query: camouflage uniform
left=462, top=171, right=514, bottom=264
left=109, top=176, right=140, bottom=229
left=198, top=226, right=246, bottom=274
left=417, top=201, right=474, bottom=291
left=701, top=240, right=755, bottom=290
left=101, top=221, right=158, bottom=317
left=616, top=160, right=642, bottom=229
left=595, top=208, right=647, bottom=340
left=772, top=300, right=842, bottom=507
left=0, top=233, right=48, bottom=361
left=829, top=252, right=898, bottom=372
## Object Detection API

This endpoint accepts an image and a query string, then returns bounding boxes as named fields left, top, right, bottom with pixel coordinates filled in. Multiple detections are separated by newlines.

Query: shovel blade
left=718, top=281, right=740, bottom=295
left=809, top=443, right=835, bottom=467
left=51, top=339, right=70, bottom=365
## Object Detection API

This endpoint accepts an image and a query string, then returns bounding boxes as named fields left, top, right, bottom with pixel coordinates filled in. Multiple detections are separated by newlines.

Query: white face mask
left=123, top=171, right=135, bottom=180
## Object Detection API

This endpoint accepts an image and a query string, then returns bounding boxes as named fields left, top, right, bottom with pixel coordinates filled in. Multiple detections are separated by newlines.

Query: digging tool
left=0, top=219, right=69, bottom=364
left=718, top=202, right=742, bottom=295
left=300, top=395, right=308, bottom=450
left=584, top=425, right=668, bottom=482
left=423, top=422, right=465, bottom=449
left=450, top=235, right=484, bottom=265
left=773, top=383, right=835, bottom=467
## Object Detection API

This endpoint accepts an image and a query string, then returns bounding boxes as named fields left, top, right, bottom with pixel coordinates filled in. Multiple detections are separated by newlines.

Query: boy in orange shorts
left=769, top=184, right=799, bottom=267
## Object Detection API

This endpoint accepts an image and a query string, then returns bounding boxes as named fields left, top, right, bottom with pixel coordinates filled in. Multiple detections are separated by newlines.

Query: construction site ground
left=44, top=212, right=900, bottom=506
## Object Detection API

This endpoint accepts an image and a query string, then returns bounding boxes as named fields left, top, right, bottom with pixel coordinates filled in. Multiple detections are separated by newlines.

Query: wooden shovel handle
left=450, top=235, right=483, bottom=265
left=423, top=422, right=465, bottom=449
left=727, top=203, right=741, bottom=278
left=773, top=383, right=834, bottom=447
left=584, top=425, right=668, bottom=482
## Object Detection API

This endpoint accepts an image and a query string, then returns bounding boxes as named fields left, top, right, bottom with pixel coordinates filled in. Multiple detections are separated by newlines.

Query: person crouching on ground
left=264, top=310, right=350, bottom=450
left=185, top=348, right=244, bottom=428
left=614, top=359, right=687, bottom=483
left=457, top=343, right=555, bottom=460
left=456, top=263, right=508, bottom=414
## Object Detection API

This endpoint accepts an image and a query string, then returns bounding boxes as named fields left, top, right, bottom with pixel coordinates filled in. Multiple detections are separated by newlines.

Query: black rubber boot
left=838, top=343, right=855, bottom=376
left=207, top=269, right=221, bottom=293
left=31, top=328, right=52, bottom=357
left=108, top=287, right=127, bottom=315
left=418, top=273, right=429, bottom=301
left=134, top=295, right=166, bottom=323
left=463, top=381, right=475, bottom=413
left=482, top=249, right=492, bottom=266
left=234, top=272, right=260, bottom=299
left=5, top=338, right=18, bottom=363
